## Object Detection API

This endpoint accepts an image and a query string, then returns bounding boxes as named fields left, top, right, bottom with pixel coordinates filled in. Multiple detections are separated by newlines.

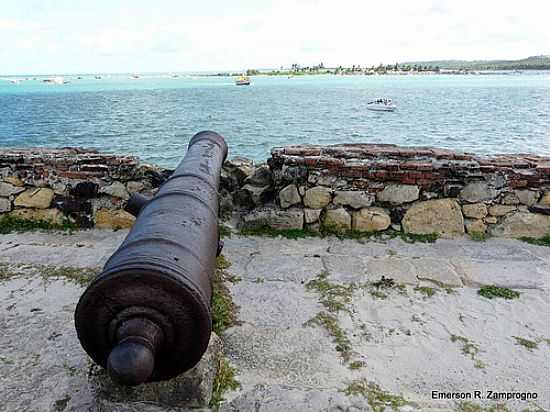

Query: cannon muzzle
left=75, top=131, right=228, bottom=386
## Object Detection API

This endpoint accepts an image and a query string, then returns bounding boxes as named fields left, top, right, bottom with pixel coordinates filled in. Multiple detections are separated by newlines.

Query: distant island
left=404, top=55, right=550, bottom=71
left=212, top=55, right=550, bottom=77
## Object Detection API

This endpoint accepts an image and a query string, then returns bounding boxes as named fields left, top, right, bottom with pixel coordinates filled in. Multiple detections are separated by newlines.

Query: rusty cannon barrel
left=75, top=131, right=228, bottom=386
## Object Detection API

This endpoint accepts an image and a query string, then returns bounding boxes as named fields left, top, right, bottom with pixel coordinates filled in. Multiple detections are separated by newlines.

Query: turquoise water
left=1, top=73, right=549, bottom=167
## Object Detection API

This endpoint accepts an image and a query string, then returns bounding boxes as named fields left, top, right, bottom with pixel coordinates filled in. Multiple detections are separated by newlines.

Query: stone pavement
left=1, top=230, right=549, bottom=411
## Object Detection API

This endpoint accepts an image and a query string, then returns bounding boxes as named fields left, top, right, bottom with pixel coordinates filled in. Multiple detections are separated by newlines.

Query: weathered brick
left=57, top=171, right=107, bottom=179
left=407, top=171, right=424, bottom=179
left=508, top=179, right=528, bottom=189
left=302, top=157, right=320, bottom=167
left=402, top=161, right=433, bottom=171
left=400, top=177, right=417, bottom=185
left=318, top=158, right=345, bottom=168
left=284, top=147, right=321, bottom=156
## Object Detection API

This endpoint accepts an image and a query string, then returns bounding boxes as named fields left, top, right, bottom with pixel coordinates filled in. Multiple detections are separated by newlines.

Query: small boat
left=367, top=99, right=396, bottom=112
left=235, top=76, right=251, bottom=86
left=43, top=76, right=65, bottom=85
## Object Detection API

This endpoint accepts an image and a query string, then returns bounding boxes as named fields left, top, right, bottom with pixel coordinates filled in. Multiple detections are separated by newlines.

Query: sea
left=1, top=72, right=549, bottom=167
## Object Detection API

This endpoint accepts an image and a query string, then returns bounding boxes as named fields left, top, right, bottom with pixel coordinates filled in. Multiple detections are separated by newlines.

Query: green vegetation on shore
left=405, top=55, right=550, bottom=71
left=213, top=55, right=550, bottom=78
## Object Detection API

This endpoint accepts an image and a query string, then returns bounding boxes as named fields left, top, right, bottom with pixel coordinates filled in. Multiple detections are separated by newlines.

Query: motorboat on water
left=43, top=76, right=65, bottom=85
left=235, top=76, right=251, bottom=86
left=367, top=98, right=396, bottom=112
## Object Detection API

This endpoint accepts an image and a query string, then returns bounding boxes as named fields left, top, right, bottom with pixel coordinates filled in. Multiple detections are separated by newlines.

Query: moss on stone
left=0, top=214, right=77, bottom=234
left=367, top=276, right=407, bottom=299
left=239, top=225, right=316, bottom=239
left=53, top=395, right=71, bottom=412
left=0, top=262, right=98, bottom=287
left=457, top=401, right=510, bottom=412
left=239, top=225, right=441, bottom=245
left=0, top=355, right=15, bottom=365
left=519, top=235, right=550, bottom=247
left=348, top=360, right=365, bottom=370
left=40, top=266, right=98, bottom=287
left=450, top=334, right=483, bottom=364
left=212, top=255, right=238, bottom=335
left=218, top=225, right=233, bottom=239
left=478, top=285, right=520, bottom=300
left=474, top=359, right=486, bottom=369
left=414, top=286, right=437, bottom=298
left=319, top=224, right=375, bottom=240
left=216, top=255, right=231, bottom=271
left=0, top=263, right=10, bottom=282
left=342, top=379, right=412, bottom=411
left=469, top=232, right=487, bottom=241
left=450, top=335, right=476, bottom=355
left=397, top=232, right=439, bottom=243
left=304, top=312, right=353, bottom=363
left=369, top=289, right=389, bottom=299
left=305, top=271, right=355, bottom=313
left=209, top=357, right=240, bottom=410
left=513, top=336, right=539, bottom=351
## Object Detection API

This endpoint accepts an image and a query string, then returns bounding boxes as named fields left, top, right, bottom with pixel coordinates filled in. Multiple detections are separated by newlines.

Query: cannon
left=75, top=131, right=228, bottom=386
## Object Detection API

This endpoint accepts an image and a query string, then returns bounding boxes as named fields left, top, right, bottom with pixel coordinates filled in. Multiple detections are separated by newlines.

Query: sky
left=1, top=0, right=549, bottom=75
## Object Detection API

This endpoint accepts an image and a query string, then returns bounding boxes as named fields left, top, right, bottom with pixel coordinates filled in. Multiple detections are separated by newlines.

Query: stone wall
left=0, top=148, right=167, bottom=229
left=2, top=144, right=550, bottom=238
left=229, top=144, right=550, bottom=238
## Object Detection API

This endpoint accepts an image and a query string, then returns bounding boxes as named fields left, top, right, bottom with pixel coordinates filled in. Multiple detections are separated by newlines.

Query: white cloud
left=1, top=0, right=549, bottom=74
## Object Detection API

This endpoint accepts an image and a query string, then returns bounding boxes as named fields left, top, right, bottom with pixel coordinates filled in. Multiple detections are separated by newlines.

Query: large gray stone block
left=459, top=182, right=496, bottom=203
left=376, top=184, right=420, bottom=204
left=89, top=333, right=222, bottom=410
left=241, top=208, right=304, bottom=230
